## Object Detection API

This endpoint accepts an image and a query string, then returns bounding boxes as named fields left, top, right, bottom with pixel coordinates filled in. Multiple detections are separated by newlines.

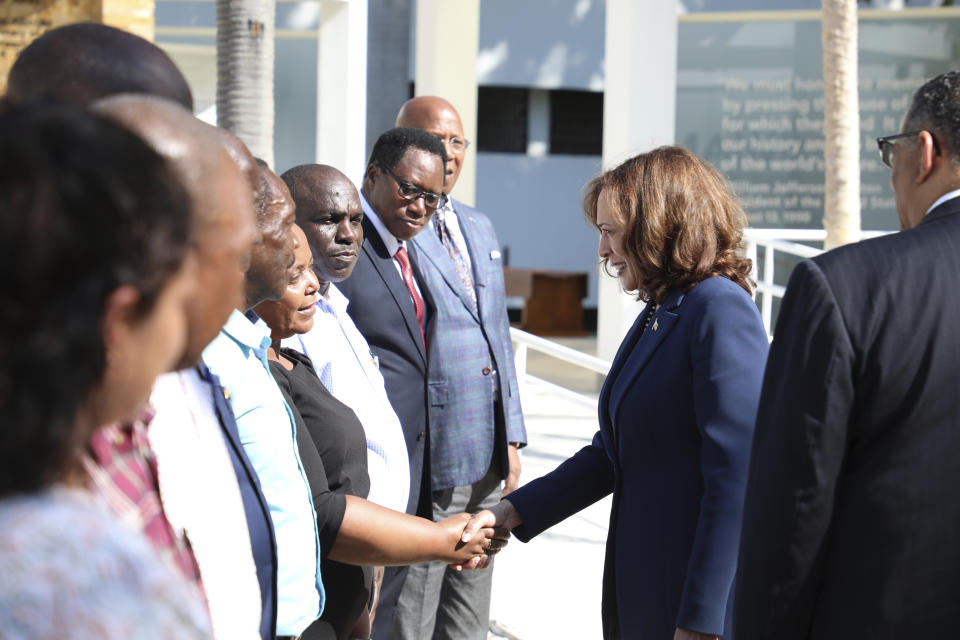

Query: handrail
left=742, top=227, right=892, bottom=335
left=510, top=327, right=611, bottom=409
left=509, top=327, right=610, bottom=376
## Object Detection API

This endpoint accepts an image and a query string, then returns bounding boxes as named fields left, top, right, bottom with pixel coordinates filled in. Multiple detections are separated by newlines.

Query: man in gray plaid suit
left=393, top=96, right=527, bottom=640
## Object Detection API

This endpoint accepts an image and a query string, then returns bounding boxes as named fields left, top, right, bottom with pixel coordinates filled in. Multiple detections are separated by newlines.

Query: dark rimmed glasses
left=378, top=163, right=447, bottom=209
left=876, top=130, right=940, bottom=168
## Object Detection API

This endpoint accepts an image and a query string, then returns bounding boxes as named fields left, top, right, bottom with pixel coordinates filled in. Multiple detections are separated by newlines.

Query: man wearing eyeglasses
left=733, top=70, right=960, bottom=638
left=337, top=127, right=448, bottom=637
left=384, top=96, right=526, bottom=640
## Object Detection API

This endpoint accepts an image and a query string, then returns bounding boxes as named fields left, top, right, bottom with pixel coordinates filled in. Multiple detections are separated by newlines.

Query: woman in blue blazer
left=477, top=147, right=768, bottom=639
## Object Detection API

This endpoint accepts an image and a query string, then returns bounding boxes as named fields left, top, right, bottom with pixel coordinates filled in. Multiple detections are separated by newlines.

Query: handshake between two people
left=447, top=499, right=524, bottom=571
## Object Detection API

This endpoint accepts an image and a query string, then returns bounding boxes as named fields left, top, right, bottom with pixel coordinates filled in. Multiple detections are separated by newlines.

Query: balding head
left=92, top=94, right=256, bottom=367
left=92, top=95, right=221, bottom=229
left=396, top=95, right=466, bottom=191
left=281, top=164, right=363, bottom=288
left=7, top=23, right=193, bottom=110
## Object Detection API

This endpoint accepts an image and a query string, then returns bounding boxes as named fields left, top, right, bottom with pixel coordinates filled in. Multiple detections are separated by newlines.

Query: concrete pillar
left=596, top=0, right=678, bottom=361
left=413, top=0, right=479, bottom=206
left=317, top=0, right=368, bottom=187
left=1, top=0, right=154, bottom=95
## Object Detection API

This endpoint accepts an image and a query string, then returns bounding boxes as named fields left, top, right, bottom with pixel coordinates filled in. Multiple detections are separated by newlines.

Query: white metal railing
left=742, top=228, right=890, bottom=335
left=510, top=327, right=610, bottom=408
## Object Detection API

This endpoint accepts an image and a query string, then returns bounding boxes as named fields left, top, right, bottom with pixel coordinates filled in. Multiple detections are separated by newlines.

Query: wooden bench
left=503, top=267, right=588, bottom=335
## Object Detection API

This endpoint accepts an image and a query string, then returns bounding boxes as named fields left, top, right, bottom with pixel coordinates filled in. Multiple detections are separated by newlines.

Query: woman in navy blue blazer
left=475, top=147, right=768, bottom=639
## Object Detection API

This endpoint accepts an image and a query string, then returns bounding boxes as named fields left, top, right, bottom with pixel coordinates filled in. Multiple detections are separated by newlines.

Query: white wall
left=476, top=0, right=605, bottom=90
left=475, top=152, right=603, bottom=306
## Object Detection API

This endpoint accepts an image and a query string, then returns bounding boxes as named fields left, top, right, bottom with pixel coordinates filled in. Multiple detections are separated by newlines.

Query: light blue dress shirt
left=203, top=309, right=323, bottom=636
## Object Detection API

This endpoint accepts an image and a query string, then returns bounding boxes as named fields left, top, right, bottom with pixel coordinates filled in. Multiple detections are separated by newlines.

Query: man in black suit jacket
left=336, top=127, right=448, bottom=636
left=734, top=70, right=960, bottom=639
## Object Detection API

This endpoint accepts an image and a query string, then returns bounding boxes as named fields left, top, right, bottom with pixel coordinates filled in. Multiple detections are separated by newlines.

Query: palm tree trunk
left=821, top=0, right=860, bottom=249
left=216, top=0, right=275, bottom=167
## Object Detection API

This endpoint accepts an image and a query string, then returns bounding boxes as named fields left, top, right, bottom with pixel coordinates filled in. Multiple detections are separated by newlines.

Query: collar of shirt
left=220, top=309, right=271, bottom=358
left=925, top=188, right=960, bottom=217
left=360, top=191, right=405, bottom=256
left=318, top=281, right=349, bottom=316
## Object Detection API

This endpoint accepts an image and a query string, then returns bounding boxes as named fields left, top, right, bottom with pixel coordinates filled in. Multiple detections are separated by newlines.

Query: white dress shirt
left=925, top=188, right=960, bottom=216
left=283, top=283, right=411, bottom=514
left=148, top=369, right=262, bottom=640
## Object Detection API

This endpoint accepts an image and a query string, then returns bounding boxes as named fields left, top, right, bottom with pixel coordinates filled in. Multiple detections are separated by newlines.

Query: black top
left=269, top=347, right=372, bottom=640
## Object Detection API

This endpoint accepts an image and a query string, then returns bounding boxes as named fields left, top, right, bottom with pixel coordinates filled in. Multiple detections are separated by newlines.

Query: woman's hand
left=437, top=512, right=494, bottom=565
left=673, top=628, right=718, bottom=640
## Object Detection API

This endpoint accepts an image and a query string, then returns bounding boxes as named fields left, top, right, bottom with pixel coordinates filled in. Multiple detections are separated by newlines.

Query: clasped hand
left=448, top=500, right=522, bottom=571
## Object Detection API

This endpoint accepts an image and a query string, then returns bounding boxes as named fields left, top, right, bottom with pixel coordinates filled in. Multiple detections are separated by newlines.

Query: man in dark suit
left=734, top=70, right=960, bottom=638
left=393, top=96, right=526, bottom=639
left=336, top=127, right=448, bottom=636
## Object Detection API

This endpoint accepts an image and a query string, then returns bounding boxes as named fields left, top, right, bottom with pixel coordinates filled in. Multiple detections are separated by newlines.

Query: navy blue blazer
left=734, top=198, right=960, bottom=639
left=508, top=276, right=768, bottom=639
left=336, top=216, right=432, bottom=518
left=412, top=200, right=526, bottom=490
left=198, top=363, right=278, bottom=640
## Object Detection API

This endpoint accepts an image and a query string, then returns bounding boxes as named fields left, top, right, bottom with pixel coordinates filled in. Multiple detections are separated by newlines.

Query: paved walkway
left=487, top=337, right=610, bottom=640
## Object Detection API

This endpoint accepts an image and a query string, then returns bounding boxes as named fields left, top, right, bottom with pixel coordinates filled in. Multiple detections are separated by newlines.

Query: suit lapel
left=413, top=221, right=481, bottom=323
left=598, top=300, right=651, bottom=433
left=607, top=290, right=684, bottom=428
left=361, top=218, right=427, bottom=365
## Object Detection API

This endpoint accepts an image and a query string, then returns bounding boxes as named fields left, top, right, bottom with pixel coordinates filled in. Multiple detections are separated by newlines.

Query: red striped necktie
left=394, top=245, right=425, bottom=347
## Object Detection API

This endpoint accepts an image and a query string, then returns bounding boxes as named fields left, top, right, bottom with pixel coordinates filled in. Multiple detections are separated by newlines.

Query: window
left=550, top=90, right=603, bottom=155
left=477, top=86, right=528, bottom=152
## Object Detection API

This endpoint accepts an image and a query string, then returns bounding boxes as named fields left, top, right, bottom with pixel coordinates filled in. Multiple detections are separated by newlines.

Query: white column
left=596, top=0, right=678, bottom=361
left=413, top=0, right=479, bottom=206
left=316, top=0, right=368, bottom=187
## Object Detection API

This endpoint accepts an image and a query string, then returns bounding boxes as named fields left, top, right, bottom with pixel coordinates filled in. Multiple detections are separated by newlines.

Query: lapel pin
left=652, top=319, right=659, bottom=332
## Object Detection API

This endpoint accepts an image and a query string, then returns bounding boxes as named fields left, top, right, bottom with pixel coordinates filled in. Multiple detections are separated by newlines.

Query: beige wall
left=1, top=0, right=154, bottom=95
left=414, top=0, right=479, bottom=206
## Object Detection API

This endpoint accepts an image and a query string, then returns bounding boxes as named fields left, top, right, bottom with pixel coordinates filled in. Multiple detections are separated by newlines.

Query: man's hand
left=502, top=443, right=522, bottom=497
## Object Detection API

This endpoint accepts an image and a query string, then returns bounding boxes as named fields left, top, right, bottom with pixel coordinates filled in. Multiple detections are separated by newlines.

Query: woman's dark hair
left=584, top=146, right=754, bottom=304
left=0, top=100, right=192, bottom=495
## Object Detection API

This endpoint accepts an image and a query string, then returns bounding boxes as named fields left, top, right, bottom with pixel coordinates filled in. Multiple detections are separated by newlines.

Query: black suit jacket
left=337, top=216, right=433, bottom=639
left=336, top=216, right=432, bottom=517
left=734, top=198, right=960, bottom=638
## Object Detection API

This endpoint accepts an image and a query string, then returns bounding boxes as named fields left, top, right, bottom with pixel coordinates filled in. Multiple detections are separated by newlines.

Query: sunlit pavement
left=488, top=337, right=610, bottom=640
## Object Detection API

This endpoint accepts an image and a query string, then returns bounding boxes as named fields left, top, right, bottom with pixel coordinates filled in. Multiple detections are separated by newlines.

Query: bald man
left=7, top=23, right=193, bottom=109
left=90, top=96, right=275, bottom=640
left=393, top=96, right=526, bottom=640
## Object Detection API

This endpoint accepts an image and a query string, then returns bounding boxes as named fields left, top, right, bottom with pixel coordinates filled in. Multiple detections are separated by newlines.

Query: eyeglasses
left=377, top=163, right=447, bottom=209
left=876, top=130, right=940, bottom=168
left=437, top=136, right=470, bottom=153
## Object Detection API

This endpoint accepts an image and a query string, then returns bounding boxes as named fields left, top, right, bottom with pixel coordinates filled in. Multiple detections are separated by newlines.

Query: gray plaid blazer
left=413, top=199, right=526, bottom=490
